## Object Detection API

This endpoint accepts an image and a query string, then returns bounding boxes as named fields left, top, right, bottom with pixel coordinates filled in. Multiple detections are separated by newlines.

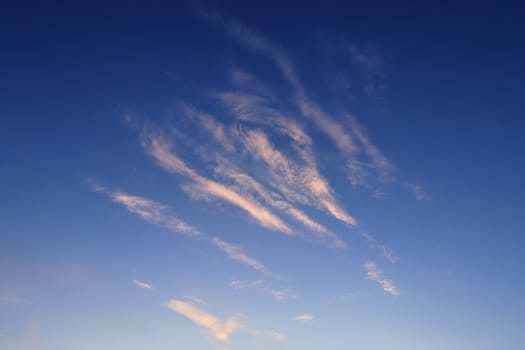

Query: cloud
left=181, top=103, right=236, bottom=152
left=184, top=295, right=208, bottom=306
left=91, top=183, right=200, bottom=236
left=168, top=299, right=243, bottom=343
left=212, top=237, right=283, bottom=280
left=132, top=279, right=153, bottom=290
left=364, top=262, right=399, bottom=296
left=167, top=299, right=285, bottom=344
left=292, top=313, right=314, bottom=322
left=404, top=183, right=431, bottom=201
left=140, top=128, right=293, bottom=235
left=91, top=181, right=281, bottom=279
left=214, top=161, right=346, bottom=248
left=230, top=280, right=296, bottom=301
left=203, top=10, right=397, bottom=189
left=359, top=231, right=396, bottom=263
left=235, top=127, right=356, bottom=226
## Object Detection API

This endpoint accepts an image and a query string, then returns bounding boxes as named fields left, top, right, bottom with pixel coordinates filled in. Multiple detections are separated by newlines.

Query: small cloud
left=184, top=295, right=208, bottom=305
left=91, top=182, right=200, bottom=237
left=292, top=313, right=314, bottom=322
left=212, top=237, right=283, bottom=280
left=364, top=262, right=399, bottom=296
left=404, top=183, right=431, bottom=201
left=168, top=299, right=242, bottom=343
left=132, top=279, right=154, bottom=290
left=167, top=298, right=284, bottom=345
left=230, top=280, right=296, bottom=301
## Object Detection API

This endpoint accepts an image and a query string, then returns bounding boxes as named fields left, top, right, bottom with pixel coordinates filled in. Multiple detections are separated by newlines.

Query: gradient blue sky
left=1, top=1, right=525, bottom=349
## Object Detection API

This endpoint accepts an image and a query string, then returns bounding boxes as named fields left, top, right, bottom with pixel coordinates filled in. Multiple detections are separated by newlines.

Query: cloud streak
left=168, top=299, right=243, bottom=343
left=212, top=238, right=283, bottom=280
left=132, top=279, right=154, bottom=290
left=167, top=299, right=285, bottom=344
left=404, top=183, right=431, bottom=201
left=203, top=9, right=396, bottom=188
left=292, top=313, right=314, bottom=322
left=91, top=182, right=282, bottom=279
left=91, top=183, right=200, bottom=236
left=364, top=262, right=399, bottom=296
left=140, top=128, right=293, bottom=235
left=230, top=280, right=296, bottom=301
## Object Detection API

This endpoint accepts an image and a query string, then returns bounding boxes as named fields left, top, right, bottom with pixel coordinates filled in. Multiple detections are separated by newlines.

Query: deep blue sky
left=1, top=2, right=524, bottom=350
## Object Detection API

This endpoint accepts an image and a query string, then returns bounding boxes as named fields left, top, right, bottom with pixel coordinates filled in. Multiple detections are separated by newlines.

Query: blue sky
left=1, top=1, right=525, bottom=349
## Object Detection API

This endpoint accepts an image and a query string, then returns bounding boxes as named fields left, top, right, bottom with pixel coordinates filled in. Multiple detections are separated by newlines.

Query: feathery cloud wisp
left=404, top=183, right=431, bottom=201
left=168, top=299, right=243, bottom=342
left=141, top=128, right=293, bottom=235
left=132, top=279, right=154, bottom=290
left=204, top=10, right=396, bottom=187
left=364, top=262, right=399, bottom=296
left=91, top=182, right=282, bottom=279
left=230, top=280, right=296, bottom=301
left=91, top=183, right=200, bottom=236
left=292, top=313, right=314, bottom=322
left=212, top=237, right=283, bottom=280
left=167, top=299, right=285, bottom=344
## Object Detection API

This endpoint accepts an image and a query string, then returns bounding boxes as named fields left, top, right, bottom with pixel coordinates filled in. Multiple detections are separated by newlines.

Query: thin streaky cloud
left=167, top=299, right=285, bottom=344
left=205, top=10, right=398, bottom=188
left=167, top=299, right=243, bottom=343
left=214, top=161, right=346, bottom=248
left=236, top=127, right=356, bottom=226
left=347, top=114, right=394, bottom=182
left=230, top=280, right=296, bottom=301
left=180, top=103, right=236, bottom=152
left=184, top=295, right=208, bottom=306
left=91, top=181, right=281, bottom=279
left=212, top=237, right=284, bottom=280
left=132, top=279, right=154, bottom=290
left=404, top=182, right=431, bottom=201
left=202, top=11, right=366, bottom=182
left=360, top=231, right=397, bottom=263
left=292, top=313, right=314, bottom=322
left=141, top=127, right=293, bottom=235
left=91, top=183, right=200, bottom=236
left=364, top=262, right=399, bottom=296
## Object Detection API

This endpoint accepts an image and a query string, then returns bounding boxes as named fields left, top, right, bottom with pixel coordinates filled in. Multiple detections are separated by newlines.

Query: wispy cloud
left=132, top=279, right=154, bottom=290
left=91, top=182, right=200, bottom=236
left=167, top=299, right=285, bottom=344
left=168, top=299, right=243, bottom=343
left=364, top=262, right=399, bottom=296
left=91, top=181, right=282, bottom=279
left=214, top=161, right=346, bottom=248
left=140, top=128, right=293, bottom=235
left=360, top=231, right=396, bottom=263
left=235, top=127, right=356, bottom=226
left=212, top=237, right=283, bottom=280
left=404, top=183, right=431, bottom=201
left=202, top=9, right=397, bottom=189
left=292, top=313, right=314, bottom=322
left=184, top=295, right=208, bottom=306
left=230, top=280, right=296, bottom=301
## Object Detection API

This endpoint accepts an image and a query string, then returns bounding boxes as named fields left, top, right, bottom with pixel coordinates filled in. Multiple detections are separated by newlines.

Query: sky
left=1, top=1, right=525, bottom=349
